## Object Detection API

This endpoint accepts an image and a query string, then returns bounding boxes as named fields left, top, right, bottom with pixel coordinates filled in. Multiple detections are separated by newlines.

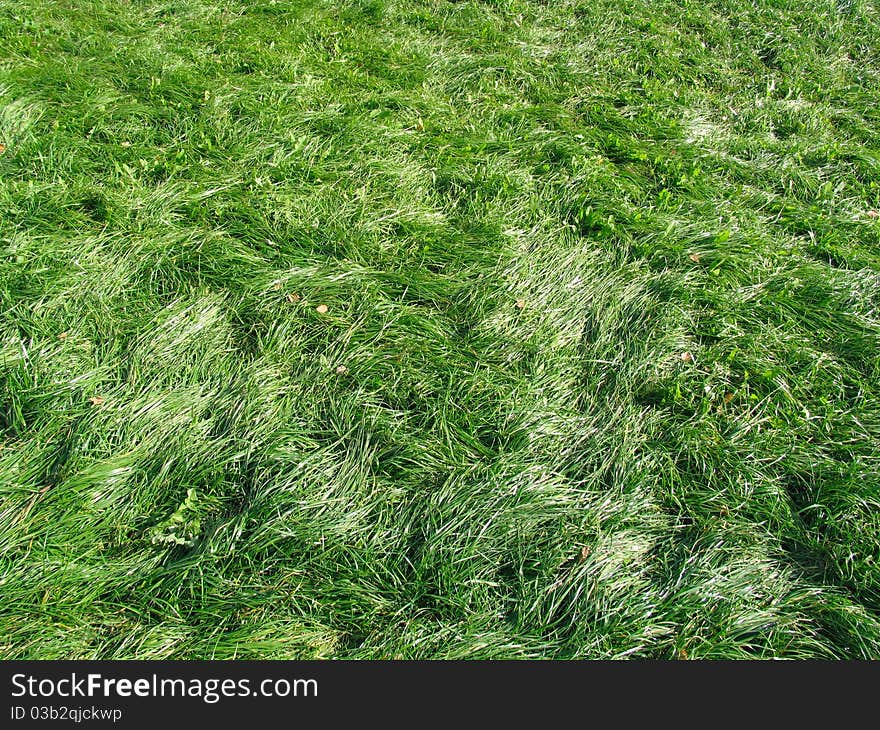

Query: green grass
left=1, top=0, right=879, bottom=659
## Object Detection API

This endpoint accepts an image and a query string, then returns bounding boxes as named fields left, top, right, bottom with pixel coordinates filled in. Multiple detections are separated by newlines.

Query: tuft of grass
left=1, top=0, right=879, bottom=659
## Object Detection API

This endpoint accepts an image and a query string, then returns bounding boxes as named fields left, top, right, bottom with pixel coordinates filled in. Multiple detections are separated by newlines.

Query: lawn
left=1, top=0, right=879, bottom=659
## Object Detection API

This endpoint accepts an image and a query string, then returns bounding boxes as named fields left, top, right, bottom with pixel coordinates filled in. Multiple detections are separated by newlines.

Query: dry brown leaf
left=723, top=392, right=734, bottom=404
left=335, top=365, right=349, bottom=375
left=0, top=143, right=6, bottom=154
left=688, top=253, right=701, bottom=263
left=579, top=545, right=591, bottom=562
left=515, top=298, right=526, bottom=309
left=680, top=351, right=693, bottom=363
left=272, top=282, right=282, bottom=291
left=58, top=331, right=68, bottom=341
left=89, top=396, right=105, bottom=406
left=286, top=292, right=301, bottom=303
left=678, top=648, right=688, bottom=660
left=315, top=304, right=328, bottom=314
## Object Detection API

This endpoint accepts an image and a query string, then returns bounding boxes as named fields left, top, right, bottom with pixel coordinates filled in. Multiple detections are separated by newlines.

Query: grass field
left=1, top=0, right=879, bottom=659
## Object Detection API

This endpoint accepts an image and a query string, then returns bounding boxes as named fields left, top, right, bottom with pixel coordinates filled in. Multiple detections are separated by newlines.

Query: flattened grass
left=1, top=0, right=879, bottom=658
